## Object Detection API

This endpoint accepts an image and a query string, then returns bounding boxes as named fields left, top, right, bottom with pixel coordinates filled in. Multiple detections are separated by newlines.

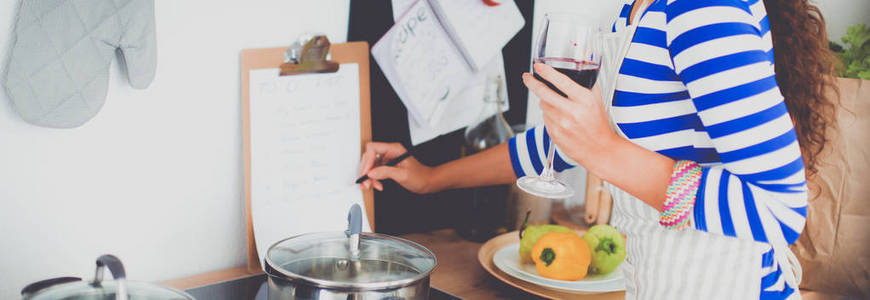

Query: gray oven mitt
left=3, top=0, right=156, bottom=128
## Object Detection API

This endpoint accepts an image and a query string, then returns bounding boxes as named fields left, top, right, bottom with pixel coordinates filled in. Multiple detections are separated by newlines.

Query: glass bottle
left=454, top=76, right=516, bottom=242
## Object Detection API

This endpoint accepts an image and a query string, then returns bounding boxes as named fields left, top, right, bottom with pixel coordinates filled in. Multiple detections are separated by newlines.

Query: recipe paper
left=390, top=0, right=510, bottom=145
left=406, top=56, right=509, bottom=145
left=248, top=64, right=371, bottom=268
left=373, top=0, right=471, bottom=127
left=430, top=0, right=525, bottom=71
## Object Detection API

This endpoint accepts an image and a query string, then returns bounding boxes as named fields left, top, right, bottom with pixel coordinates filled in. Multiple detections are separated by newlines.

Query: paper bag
left=791, top=78, right=870, bottom=297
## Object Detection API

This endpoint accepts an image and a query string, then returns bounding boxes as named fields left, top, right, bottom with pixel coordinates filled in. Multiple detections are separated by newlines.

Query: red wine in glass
left=533, top=57, right=600, bottom=97
left=517, top=12, right=601, bottom=199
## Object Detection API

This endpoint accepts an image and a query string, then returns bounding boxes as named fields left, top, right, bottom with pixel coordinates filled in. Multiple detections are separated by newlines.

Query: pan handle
left=21, top=277, right=82, bottom=298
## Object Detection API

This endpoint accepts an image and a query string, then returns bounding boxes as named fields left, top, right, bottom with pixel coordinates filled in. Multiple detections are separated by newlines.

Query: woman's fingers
left=358, top=144, right=436, bottom=194
left=533, top=63, right=593, bottom=102
left=538, top=90, right=580, bottom=126
left=359, top=151, right=377, bottom=178
left=542, top=114, right=562, bottom=136
left=359, top=142, right=408, bottom=191
left=372, top=142, right=408, bottom=157
left=365, top=178, right=378, bottom=189
left=366, top=166, right=408, bottom=192
left=367, top=166, right=408, bottom=184
left=538, top=94, right=560, bottom=115
left=358, top=176, right=374, bottom=190
left=523, top=74, right=574, bottom=113
left=372, top=180, right=384, bottom=191
left=541, top=102, right=579, bottom=137
left=359, top=142, right=407, bottom=177
left=359, top=145, right=377, bottom=176
left=591, top=82, right=603, bottom=100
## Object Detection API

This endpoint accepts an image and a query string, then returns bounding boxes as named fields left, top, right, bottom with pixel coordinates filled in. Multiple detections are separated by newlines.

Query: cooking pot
left=264, top=204, right=437, bottom=300
left=21, top=255, right=194, bottom=300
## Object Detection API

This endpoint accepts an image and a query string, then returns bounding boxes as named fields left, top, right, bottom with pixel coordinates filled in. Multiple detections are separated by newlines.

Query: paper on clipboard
left=248, top=63, right=371, bottom=267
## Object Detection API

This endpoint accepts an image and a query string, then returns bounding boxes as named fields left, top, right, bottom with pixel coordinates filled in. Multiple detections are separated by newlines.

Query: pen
left=355, top=151, right=414, bottom=184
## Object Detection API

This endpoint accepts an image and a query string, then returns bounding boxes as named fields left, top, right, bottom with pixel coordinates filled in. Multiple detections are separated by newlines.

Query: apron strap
left=631, top=0, right=653, bottom=26
left=772, top=242, right=802, bottom=289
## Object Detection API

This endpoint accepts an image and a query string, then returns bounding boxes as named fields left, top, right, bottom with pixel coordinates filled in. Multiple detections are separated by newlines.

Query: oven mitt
left=3, top=0, right=156, bottom=128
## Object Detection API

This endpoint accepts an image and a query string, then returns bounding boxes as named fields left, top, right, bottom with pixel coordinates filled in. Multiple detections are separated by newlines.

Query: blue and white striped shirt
left=509, top=0, right=806, bottom=298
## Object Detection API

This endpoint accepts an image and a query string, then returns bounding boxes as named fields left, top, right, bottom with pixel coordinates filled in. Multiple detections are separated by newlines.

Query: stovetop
left=185, top=274, right=266, bottom=300
left=184, top=274, right=462, bottom=300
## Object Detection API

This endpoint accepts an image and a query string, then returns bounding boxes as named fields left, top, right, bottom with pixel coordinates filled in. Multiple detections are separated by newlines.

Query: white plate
left=492, top=243, right=626, bottom=294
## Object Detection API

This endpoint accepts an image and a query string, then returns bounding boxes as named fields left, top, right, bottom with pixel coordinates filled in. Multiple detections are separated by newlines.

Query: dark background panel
left=348, top=0, right=534, bottom=235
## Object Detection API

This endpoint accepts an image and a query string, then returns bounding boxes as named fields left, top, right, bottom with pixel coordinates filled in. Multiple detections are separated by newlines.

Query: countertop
left=164, top=229, right=842, bottom=299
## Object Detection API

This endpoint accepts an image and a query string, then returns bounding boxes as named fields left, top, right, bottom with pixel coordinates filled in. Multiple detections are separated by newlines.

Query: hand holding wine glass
left=524, top=63, right=617, bottom=175
left=516, top=13, right=603, bottom=199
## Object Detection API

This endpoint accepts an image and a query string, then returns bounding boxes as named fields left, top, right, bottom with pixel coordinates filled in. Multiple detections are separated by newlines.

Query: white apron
left=597, top=7, right=801, bottom=299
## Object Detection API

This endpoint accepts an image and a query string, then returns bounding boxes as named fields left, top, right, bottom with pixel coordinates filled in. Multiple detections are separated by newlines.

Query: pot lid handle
left=347, top=204, right=363, bottom=257
left=93, top=255, right=129, bottom=300
left=347, top=204, right=363, bottom=236
left=93, top=255, right=126, bottom=285
left=21, top=277, right=82, bottom=298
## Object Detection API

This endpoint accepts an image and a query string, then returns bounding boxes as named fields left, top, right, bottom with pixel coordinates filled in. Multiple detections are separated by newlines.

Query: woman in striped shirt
left=360, top=0, right=837, bottom=298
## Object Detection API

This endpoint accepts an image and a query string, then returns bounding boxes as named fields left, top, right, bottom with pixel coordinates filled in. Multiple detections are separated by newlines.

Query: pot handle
left=21, top=277, right=82, bottom=298
left=347, top=204, right=363, bottom=257
left=93, top=254, right=126, bottom=286
left=347, top=204, right=363, bottom=235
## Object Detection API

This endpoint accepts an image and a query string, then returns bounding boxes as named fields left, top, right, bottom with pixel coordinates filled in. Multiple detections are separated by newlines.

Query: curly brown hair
left=763, top=0, right=840, bottom=178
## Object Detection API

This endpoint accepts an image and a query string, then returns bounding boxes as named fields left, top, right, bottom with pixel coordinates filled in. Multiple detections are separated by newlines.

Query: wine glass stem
left=541, top=138, right=556, bottom=181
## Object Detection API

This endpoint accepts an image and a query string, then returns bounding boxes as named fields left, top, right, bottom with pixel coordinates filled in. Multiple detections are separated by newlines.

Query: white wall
left=0, top=1, right=348, bottom=298
left=816, top=0, right=870, bottom=41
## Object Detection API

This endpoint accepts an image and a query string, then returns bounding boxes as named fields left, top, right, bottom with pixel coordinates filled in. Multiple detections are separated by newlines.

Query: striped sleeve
left=613, top=2, right=632, bottom=32
left=665, top=0, right=807, bottom=245
left=508, top=126, right=577, bottom=178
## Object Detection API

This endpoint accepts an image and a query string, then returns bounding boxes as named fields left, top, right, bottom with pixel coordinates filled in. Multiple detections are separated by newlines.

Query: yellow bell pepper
left=531, top=232, right=591, bottom=281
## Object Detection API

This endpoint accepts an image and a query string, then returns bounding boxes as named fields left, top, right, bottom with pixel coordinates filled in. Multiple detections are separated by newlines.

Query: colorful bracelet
left=660, top=160, right=702, bottom=230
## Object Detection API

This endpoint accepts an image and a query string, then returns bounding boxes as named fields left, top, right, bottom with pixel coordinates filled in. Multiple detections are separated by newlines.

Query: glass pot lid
left=23, top=255, right=194, bottom=300
left=26, top=280, right=194, bottom=300
left=265, top=231, right=437, bottom=290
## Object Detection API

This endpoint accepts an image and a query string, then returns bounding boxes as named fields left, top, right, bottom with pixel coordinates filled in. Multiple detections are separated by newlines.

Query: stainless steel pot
left=21, top=255, right=195, bottom=300
left=264, top=205, right=437, bottom=300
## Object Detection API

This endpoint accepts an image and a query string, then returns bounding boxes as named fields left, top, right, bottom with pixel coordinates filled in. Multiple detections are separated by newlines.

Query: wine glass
left=516, top=12, right=602, bottom=199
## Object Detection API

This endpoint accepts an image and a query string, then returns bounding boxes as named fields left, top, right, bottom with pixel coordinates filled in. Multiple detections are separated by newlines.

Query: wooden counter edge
left=160, top=266, right=263, bottom=290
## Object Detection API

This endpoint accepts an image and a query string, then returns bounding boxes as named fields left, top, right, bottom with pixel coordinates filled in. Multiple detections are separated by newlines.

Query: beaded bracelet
left=660, top=160, right=702, bottom=230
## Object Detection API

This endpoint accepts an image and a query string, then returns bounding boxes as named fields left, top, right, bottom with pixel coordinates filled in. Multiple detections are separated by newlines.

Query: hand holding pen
left=357, top=142, right=433, bottom=193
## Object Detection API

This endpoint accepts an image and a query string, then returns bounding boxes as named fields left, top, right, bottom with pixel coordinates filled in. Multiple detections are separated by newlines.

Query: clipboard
left=241, top=39, right=373, bottom=272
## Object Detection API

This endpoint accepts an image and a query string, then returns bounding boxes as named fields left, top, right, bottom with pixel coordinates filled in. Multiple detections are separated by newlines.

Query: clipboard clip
left=280, top=35, right=340, bottom=76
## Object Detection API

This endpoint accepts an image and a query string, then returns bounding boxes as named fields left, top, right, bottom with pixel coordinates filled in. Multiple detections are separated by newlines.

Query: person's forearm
left=429, top=142, right=516, bottom=191
left=423, top=133, right=675, bottom=212
left=586, top=136, right=673, bottom=211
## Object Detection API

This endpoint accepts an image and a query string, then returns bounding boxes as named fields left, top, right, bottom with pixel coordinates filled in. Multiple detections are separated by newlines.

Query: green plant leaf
left=836, top=23, right=870, bottom=78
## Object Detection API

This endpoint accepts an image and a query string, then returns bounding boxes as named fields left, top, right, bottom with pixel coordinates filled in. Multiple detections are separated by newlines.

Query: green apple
left=583, top=224, right=626, bottom=274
